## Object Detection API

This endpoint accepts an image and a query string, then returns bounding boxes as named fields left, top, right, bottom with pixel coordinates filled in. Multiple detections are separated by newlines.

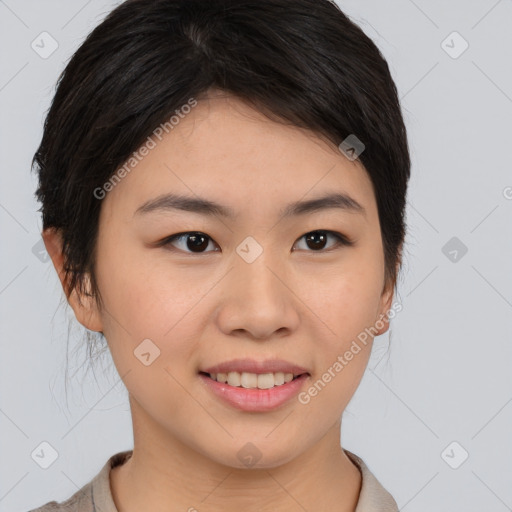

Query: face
left=49, top=91, right=394, bottom=469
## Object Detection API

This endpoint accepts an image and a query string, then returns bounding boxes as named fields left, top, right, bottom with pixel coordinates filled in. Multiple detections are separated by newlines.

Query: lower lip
left=199, top=373, right=309, bottom=412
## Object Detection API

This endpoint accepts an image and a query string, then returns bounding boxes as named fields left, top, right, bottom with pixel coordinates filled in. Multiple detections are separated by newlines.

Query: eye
left=159, top=230, right=353, bottom=254
left=161, top=232, right=219, bottom=254
left=294, top=230, right=354, bottom=252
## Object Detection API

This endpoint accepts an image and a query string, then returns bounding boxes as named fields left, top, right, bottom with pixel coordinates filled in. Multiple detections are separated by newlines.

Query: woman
left=30, top=0, right=410, bottom=510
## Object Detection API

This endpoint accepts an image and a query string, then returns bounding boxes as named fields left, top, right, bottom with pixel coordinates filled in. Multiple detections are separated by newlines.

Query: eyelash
left=158, top=230, right=354, bottom=254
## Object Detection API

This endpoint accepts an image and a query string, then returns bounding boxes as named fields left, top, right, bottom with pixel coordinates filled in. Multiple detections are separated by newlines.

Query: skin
left=44, top=90, right=397, bottom=512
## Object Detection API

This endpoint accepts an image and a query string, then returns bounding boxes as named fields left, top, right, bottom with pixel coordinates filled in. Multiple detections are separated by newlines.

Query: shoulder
left=344, top=449, right=399, bottom=512
left=28, top=451, right=133, bottom=512
left=28, top=484, right=94, bottom=512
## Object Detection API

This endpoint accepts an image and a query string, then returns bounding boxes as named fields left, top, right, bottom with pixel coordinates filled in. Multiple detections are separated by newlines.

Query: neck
left=110, top=396, right=361, bottom=512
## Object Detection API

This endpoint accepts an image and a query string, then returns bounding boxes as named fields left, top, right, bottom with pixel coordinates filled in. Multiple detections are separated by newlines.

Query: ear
left=42, top=227, right=103, bottom=332
left=374, top=254, right=402, bottom=336
left=374, top=278, right=395, bottom=336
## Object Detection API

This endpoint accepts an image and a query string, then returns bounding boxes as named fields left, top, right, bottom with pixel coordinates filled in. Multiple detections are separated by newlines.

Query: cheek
left=295, top=249, right=384, bottom=396
left=94, top=234, right=208, bottom=371
left=97, top=228, right=197, bottom=324
left=94, top=247, right=205, bottom=418
left=302, top=255, right=384, bottom=342
left=296, top=268, right=381, bottom=416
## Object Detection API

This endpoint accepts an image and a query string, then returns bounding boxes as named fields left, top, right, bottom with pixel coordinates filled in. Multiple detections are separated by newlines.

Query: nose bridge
left=234, top=239, right=284, bottom=306
left=215, top=239, right=299, bottom=338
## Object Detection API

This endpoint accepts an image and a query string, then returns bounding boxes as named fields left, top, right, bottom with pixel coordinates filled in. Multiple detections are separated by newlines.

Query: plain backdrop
left=1, top=1, right=511, bottom=511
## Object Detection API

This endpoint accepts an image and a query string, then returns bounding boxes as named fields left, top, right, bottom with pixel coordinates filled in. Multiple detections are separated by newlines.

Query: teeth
left=208, top=371, right=299, bottom=389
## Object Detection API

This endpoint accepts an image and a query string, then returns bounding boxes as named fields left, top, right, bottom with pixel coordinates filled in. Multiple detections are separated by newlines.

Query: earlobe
left=42, top=228, right=104, bottom=333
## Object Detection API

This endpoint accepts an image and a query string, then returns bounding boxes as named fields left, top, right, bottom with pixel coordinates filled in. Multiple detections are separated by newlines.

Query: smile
left=200, top=371, right=304, bottom=390
left=198, top=372, right=310, bottom=412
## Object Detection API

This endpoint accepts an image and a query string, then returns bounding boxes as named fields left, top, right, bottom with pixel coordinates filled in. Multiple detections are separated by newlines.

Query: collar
left=90, top=449, right=398, bottom=512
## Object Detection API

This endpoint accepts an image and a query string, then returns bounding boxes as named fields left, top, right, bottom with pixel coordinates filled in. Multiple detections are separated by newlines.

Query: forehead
left=100, top=93, right=377, bottom=224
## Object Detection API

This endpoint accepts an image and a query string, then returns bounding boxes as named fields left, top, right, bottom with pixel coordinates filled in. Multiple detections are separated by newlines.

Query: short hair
left=33, top=0, right=410, bottom=311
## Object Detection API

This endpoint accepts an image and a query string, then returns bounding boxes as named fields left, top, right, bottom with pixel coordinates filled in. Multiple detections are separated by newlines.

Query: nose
left=214, top=251, right=300, bottom=340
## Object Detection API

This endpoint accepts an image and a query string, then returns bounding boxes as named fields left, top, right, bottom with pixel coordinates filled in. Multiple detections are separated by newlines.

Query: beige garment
left=29, top=449, right=398, bottom=512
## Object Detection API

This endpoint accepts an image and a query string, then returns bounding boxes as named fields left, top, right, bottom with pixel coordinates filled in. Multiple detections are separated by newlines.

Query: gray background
left=1, top=1, right=511, bottom=511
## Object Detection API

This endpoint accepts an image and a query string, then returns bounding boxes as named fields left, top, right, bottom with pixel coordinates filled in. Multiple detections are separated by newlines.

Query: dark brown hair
left=33, top=0, right=410, bottom=317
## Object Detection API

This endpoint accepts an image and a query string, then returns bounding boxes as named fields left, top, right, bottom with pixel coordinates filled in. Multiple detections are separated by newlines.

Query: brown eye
left=294, top=230, right=353, bottom=252
left=163, top=232, right=218, bottom=253
left=159, top=229, right=353, bottom=255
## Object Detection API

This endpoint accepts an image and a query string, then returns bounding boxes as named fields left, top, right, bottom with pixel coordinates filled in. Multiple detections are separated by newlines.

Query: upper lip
left=201, top=358, right=310, bottom=375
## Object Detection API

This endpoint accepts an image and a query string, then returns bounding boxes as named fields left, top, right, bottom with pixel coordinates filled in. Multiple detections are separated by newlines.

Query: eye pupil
left=187, top=233, right=209, bottom=252
left=305, top=231, right=327, bottom=250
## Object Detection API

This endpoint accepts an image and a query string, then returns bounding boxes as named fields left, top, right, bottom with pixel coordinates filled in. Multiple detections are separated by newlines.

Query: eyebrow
left=134, top=191, right=366, bottom=219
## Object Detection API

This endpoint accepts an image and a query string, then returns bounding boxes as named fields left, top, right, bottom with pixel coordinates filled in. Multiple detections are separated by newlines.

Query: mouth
left=198, top=371, right=309, bottom=390
left=198, top=370, right=311, bottom=412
